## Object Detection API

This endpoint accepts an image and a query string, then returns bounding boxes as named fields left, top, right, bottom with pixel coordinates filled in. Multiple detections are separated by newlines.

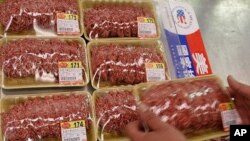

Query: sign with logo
left=159, top=0, right=212, bottom=78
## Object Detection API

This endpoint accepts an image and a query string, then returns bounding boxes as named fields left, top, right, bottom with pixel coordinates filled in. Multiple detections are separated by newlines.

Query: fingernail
left=228, top=75, right=235, bottom=81
left=137, top=102, right=149, bottom=112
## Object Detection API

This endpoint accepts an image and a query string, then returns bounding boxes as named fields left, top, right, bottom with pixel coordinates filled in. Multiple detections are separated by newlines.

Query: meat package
left=135, top=76, right=233, bottom=138
left=82, top=0, right=160, bottom=40
left=0, top=46, right=2, bottom=86
left=0, top=37, right=89, bottom=89
left=0, top=0, right=82, bottom=36
left=0, top=92, right=96, bottom=141
left=93, top=87, right=138, bottom=141
left=88, top=40, right=169, bottom=89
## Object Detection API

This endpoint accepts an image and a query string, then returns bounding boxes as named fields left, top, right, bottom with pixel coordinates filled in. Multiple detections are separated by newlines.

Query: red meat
left=0, top=47, right=2, bottom=70
left=95, top=90, right=138, bottom=133
left=1, top=38, right=85, bottom=82
left=1, top=94, right=91, bottom=141
left=140, top=78, right=231, bottom=134
left=84, top=4, right=154, bottom=39
left=0, top=0, right=79, bottom=32
left=90, top=44, right=166, bottom=85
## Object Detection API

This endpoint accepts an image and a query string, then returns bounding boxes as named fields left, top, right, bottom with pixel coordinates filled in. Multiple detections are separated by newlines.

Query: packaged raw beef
left=0, top=91, right=96, bottom=141
left=0, top=45, right=2, bottom=87
left=0, top=37, right=89, bottom=89
left=88, top=40, right=169, bottom=89
left=135, top=75, right=240, bottom=139
left=93, top=87, right=138, bottom=141
left=82, top=0, right=160, bottom=40
left=0, top=0, right=82, bottom=36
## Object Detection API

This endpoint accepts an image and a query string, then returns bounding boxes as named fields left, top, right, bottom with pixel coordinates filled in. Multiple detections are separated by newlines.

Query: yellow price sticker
left=58, top=61, right=82, bottom=68
left=57, top=13, right=78, bottom=20
left=145, top=63, right=165, bottom=69
left=61, top=120, right=85, bottom=129
left=219, top=102, right=235, bottom=111
left=137, top=17, right=155, bottom=23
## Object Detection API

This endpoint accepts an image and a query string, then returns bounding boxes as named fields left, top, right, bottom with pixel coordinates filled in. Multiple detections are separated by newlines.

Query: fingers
left=137, top=103, right=167, bottom=130
left=226, top=87, right=233, bottom=97
left=124, top=121, right=144, bottom=141
left=232, top=93, right=250, bottom=124
left=227, top=75, right=250, bottom=98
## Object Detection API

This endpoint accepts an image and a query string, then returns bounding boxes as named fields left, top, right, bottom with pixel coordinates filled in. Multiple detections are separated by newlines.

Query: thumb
left=137, top=103, right=166, bottom=131
left=124, top=121, right=144, bottom=141
left=227, top=75, right=250, bottom=98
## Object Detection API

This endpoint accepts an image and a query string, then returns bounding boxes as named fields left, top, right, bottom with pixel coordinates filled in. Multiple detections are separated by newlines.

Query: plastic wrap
left=0, top=91, right=96, bottom=141
left=205, top=135, right=229, bottom=141
left=82, top=0, right=160, bottom=40
left=93, top=87, right=138, bottom=141
left=0, top=0, right=82, bottom=36
left=135, top=75, right=233, bottom=139
left=88, top=40, right=169, bottom=89
left=0, top=44, right=2, bottom=87
left=1, top=37, right=89, bottom=89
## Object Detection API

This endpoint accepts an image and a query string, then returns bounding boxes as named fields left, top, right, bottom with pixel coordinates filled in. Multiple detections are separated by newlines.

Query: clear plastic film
left=93, top=87, right=138, bottom=141
left=88, top=40, right=169, bottom=89
left=82, top=0, right=160, bottom=40
left=0, top=0, right=82, bottom=36
left=135, top=75, right=239, bottom=139
left=0, top=37, right=89, bottom=89
left=0, top=44, right=2, bottom=87
left=206, top=135, right=229, bottom=141
left=0, top=91, right=96, bottom=141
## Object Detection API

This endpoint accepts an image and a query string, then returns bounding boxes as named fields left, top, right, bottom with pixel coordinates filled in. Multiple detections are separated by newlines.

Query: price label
left=58, top=61, right=83, bottom=85
left=219, top=102, right=242, bottom=131
left=137, top=17, right=157, bottom=38
left=61, top=120, right=87, bottom=141
left=57, top=13, right=80, bottom=35
left=145, top=63, right=166, bottom=82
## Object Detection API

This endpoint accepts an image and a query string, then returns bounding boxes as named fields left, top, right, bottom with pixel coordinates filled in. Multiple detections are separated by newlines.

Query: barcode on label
left=148, top=77, right=161, bottom=81
left=64, top=137, right=80, bottom=141
left=139, top=31, right=152, bottom=34
left=225, top=120, right=237, bottom=126
left=221, top=109, right=240, bottom=131
left=59, top=28, right=73, bottom=32
left=61, top=77, right=76, bottom=81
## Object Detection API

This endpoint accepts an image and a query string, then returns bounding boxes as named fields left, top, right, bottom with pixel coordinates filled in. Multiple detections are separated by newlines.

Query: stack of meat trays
left=0, top=0, right=93, bottom=141
left=82, top=0, right=170, bottom=90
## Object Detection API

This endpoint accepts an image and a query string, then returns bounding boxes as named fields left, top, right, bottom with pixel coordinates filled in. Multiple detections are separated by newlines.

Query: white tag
left=145, top=63, right=166, bottom=82
left=61, top=120, right=87, bottom=141
left=219, top=103, right=242, bottom=131
left=137, top=17, right=157, bottom=38
left=221, top=109, right=241, bottom=131
left=58, top=61, right=83, bottom=85
left=57, top=13, right=80, bottom=35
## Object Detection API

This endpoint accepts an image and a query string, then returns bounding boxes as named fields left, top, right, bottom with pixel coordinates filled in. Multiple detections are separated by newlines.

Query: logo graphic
left=172, top=6, right=193, bottom=29
left=177, top=9, right=187, bottom=24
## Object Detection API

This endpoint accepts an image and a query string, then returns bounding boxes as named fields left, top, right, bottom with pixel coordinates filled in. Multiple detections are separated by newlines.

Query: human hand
left=125, top=103, right=186, bottom=141
left=227, top=75, right=250, bottom=124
